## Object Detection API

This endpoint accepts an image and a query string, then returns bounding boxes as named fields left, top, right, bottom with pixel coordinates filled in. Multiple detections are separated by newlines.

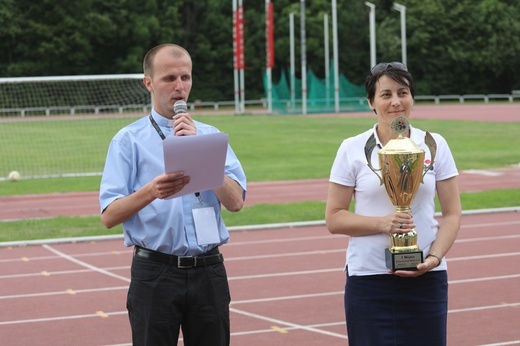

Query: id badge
left=192, top=194, right=220, bottom=245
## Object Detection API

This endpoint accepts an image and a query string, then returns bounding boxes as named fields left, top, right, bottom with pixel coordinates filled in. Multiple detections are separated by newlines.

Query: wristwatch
left=426, top=252, right=442, bottom=267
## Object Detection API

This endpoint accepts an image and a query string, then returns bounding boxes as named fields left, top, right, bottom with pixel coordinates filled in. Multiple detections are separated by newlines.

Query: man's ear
left=143, top=76, right=153, bottom=93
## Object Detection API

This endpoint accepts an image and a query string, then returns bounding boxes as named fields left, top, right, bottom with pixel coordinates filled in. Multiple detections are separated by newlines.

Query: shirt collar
left=151, top=108, right=175, bottom=127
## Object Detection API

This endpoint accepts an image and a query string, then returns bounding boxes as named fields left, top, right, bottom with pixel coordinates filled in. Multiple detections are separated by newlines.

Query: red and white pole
left=266, top=0, right=274, bottom=113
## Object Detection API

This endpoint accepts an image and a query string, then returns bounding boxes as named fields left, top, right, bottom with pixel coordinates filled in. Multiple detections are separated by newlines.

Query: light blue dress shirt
left=99, top=109, right=247, bottom=256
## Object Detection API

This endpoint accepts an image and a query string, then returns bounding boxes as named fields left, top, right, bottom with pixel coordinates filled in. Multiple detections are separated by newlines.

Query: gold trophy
left=364, top=116, right=436, bottom=271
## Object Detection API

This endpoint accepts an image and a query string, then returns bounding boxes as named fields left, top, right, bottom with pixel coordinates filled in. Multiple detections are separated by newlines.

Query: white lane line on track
left=449, top=273, right=520, bottom=284
left=226, top=248, right=344, bottom=261
left=231, top=291, right=344, bottom=305
left=461, top=169, right=504, bottom=177
left=229, top=307, right=348, bottom=340
left=0, top=266, right=128, bottom=279
left=455, top=235, right=520, bottom=243
left=478, top=341, right=520, bottom=346
left=228, top=268, right=341, bottom=281
left=0, top=285, right=128, bottom=300
left=449, top=302, right=520, bottom=313
left=461, top=220, right=520, bottom=229
left=42, top=244, right=130, bottom=283
left=449, top=252, right=520, bottom=262
left=1, top=248, right=518, bottom=281
left=228, top=234, right=343, bottom=246
left=0, top=310, right=127, bottom=326
left=1, top=228, right=518, bottom=266
left=0, top=290, right=520, bottom=329
left=2, top=296, right=519, bottom=332
left=229, top=321, right=346, bottom=337
left=2, top=271, right=519, bottom=301
left=0, top=250, right=133, bottom=264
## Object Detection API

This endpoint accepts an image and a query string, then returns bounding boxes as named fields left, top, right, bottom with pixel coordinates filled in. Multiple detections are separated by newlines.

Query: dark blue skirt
left=345, top=270, right=448, bottom=346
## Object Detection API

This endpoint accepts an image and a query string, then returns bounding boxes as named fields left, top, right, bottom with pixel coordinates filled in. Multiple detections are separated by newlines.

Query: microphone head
left=173, top=100, right=187, bottom=114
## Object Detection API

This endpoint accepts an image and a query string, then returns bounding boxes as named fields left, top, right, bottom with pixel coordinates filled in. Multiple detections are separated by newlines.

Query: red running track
left=0, top=103, right=519, bottom=344
left=1, top=167, right=520, bottom=222
left=0, top=210, right=519, bottom=345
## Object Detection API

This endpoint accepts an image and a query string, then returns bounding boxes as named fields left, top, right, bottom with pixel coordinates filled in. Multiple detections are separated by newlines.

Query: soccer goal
left=0, top=74, right=150, bottom=117
left=0, top=74, right=151, bottom=181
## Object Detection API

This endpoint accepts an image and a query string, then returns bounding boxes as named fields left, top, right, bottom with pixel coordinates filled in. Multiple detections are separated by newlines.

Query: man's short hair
left=143, top=44, right=191, bottom=77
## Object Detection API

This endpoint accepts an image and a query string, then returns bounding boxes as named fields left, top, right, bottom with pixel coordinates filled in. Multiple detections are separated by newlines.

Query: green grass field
left=1, top=113, right=519, bottom=242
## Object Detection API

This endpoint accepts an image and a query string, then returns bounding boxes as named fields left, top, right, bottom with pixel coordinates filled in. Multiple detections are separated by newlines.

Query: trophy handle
left=364, top=133, right=383, bottom=185
left=423, top=131, right=437, bottom=180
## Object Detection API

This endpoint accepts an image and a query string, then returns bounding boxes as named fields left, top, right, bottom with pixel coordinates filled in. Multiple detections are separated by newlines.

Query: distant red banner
left=234, top=5, right=245, bottom=70
left=266, top=2, right=275, bottom=68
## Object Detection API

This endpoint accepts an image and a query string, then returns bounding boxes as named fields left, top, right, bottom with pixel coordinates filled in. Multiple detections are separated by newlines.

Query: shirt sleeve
left=330, top=139, right=357, bottom=187
left=99, top=134, right=134, bottom=213
left=224, top=144, right=247, bottom=200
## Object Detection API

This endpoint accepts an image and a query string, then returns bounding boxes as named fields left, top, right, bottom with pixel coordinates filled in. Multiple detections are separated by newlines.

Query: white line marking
left=0, top=310, right=127, bottom=326
left=1, top=292, right=518, bottom=329
left=449, top=302, right=520, bottom=313
left=1, top=269, right=517, bottom=301
left=228, top=268, right=341, bottom=281
left=0, top=286, right=128, bottom=300
left=449, top=273, right=520, bottom=284
left=226, top=248, right=344, bottom=261
left=461, top=169, right=503, bottom=177
left=448, top=252, right=520, bottom=262
left=231, top=291, right=344, bottom=305
left=1, top=249, right=518, bottom=285
left=455, top=235, right=520, bottom=243
left=460, top=220, right=520, bottom=229
left=229, top=307, right=348, bottom=340
left=230, top=320, right=346, bottom=337
left=43, top=244, right=130, bottom=283
left=228, top=234, right=343, bottom=246
left=478, top=341, right=520, bottom=346
left=0, top=266, right=128, bottom=279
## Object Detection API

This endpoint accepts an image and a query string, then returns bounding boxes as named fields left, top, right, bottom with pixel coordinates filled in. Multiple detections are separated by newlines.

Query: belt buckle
left=177, top=256, right=195, bottom=268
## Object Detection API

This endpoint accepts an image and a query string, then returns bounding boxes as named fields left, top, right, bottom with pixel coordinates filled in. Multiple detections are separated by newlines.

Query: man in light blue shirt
left=99, top=43, right=246, bottom=346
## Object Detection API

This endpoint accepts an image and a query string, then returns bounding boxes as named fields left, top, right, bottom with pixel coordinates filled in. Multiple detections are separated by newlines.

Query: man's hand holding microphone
left=173, top=100, right=196, bottom=136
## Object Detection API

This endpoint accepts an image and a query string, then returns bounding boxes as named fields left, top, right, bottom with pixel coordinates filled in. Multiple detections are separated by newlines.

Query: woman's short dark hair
left=365, top=63, right=415, bottom=105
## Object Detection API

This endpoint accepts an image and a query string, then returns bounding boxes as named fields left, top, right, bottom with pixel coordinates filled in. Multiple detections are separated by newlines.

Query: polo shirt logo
left=424, top=159, right=434, bottom=171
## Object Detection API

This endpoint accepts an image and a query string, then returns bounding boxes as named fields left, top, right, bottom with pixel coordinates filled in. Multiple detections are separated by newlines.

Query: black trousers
left=127, top=254, right=231, bottom=346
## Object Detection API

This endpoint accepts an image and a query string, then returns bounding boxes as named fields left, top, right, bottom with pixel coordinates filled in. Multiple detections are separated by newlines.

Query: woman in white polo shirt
left=325, top=62, right=461, bottom=346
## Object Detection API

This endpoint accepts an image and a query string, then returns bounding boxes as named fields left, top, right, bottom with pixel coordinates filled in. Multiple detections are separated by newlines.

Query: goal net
left=264, top=66, right=370, bottom=114
left=0, top=74, right=151, bottom=181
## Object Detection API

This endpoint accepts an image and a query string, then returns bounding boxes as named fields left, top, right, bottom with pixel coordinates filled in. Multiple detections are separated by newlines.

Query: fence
left=1, top=93, right=519, bottom=117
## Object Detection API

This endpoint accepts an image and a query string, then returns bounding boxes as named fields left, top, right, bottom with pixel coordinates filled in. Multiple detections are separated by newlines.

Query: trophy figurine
left=364, top=116, right=436, bottom=271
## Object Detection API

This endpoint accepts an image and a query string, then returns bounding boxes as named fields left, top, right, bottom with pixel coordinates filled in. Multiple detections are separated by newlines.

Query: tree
left=1, top=0, right=519, bottom=99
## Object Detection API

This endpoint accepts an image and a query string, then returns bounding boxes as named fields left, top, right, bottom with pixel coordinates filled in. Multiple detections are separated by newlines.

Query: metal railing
left=1, top=93, right=519, bottom=117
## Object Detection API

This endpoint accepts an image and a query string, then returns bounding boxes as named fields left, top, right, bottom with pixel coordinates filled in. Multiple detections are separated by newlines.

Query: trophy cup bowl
left=365, top=117, right=436, bottom=271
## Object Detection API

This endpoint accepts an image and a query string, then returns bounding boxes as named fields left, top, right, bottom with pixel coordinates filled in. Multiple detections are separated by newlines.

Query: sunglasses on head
left=371, top=62, right=408, bottom=75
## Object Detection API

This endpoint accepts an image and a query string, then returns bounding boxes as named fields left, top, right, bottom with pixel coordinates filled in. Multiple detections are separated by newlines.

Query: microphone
left=173, top=100, right=188, bottom=136
left=174, top=100, right=187, bottom=115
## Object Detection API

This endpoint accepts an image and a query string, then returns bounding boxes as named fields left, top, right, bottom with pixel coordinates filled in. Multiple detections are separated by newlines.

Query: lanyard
left=149, top=115, right=166, bottom=140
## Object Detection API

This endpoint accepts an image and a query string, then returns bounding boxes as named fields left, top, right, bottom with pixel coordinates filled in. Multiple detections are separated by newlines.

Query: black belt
left=134, top=246, right=223, bottom=268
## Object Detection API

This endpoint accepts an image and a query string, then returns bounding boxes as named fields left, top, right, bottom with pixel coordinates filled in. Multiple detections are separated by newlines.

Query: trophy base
left=385, top=248, right=423, bottom=271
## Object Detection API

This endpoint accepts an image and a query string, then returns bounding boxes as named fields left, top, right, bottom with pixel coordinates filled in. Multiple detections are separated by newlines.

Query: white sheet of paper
left=163, top=132, right=228, bottom=199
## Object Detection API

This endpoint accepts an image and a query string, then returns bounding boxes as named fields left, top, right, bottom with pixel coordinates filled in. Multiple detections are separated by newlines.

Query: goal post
left=0, top=74, right=150, bottom=117
left=0, top=74, right=151, bottom=181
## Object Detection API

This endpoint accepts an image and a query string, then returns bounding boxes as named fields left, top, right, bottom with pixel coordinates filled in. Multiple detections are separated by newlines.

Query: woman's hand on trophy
left=386, top=213, right=416, bottom=234
left=391, top=257, right=440, bottom=277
